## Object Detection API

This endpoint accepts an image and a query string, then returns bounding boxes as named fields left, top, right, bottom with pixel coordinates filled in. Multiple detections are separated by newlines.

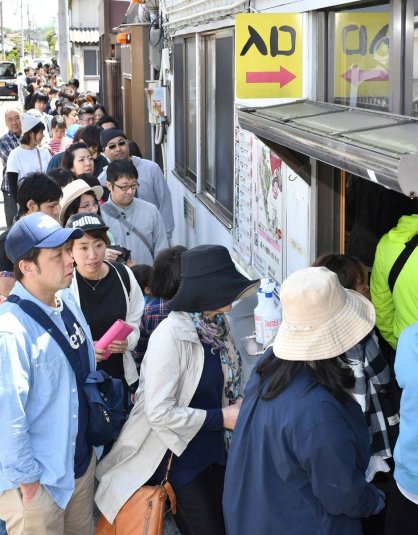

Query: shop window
left=201, top=31, right=234, bottom=219
left=328, top=3, right=390, bottom=111
left=84, top=49, right=99, bottom=77
left=174, top=37, right=197, bottom=188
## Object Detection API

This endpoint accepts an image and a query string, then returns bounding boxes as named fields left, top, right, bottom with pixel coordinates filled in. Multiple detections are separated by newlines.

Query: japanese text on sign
left=334, top=12, right=390, bottom=99
left=235, top=13, right=303, bottom=99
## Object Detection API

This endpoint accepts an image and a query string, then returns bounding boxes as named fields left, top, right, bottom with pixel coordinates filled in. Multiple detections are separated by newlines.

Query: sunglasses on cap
left=107, top=140, right=127, bottom=150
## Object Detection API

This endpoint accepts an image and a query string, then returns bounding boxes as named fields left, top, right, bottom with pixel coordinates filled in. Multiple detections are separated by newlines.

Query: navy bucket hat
left=167, top=244, right=260, bottom=312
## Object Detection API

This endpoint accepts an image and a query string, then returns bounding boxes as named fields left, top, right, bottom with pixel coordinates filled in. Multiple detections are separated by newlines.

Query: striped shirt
left=0, top=131, right=19, bottom=194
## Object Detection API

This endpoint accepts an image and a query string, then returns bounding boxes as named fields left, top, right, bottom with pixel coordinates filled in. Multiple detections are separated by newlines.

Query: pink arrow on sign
left=246, top=66, right=296, bottom=88
left=341, top=67, right=389, bottom=84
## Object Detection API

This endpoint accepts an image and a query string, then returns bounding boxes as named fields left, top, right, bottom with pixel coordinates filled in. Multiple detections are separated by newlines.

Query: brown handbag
left=95, top=454, right=176, bottom=535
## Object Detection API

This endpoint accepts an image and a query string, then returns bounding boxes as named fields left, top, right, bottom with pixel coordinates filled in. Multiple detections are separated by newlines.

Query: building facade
left=105, top=0, right=418, bottom=284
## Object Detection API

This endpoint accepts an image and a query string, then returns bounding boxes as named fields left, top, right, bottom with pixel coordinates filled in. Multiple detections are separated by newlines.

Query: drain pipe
left=149, top=6, right=159, bottom=162
left=150, top=62, right=156, bottom=162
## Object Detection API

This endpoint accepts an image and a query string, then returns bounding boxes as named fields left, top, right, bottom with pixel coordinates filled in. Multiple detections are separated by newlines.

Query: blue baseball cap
left=6, top=212, right=83, bottom=264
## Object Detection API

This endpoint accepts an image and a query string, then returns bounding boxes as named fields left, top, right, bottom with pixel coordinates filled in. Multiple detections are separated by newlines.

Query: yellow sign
left=334, top=12, right=390, bottom=99
left=235, top=13, right=303, bottom=99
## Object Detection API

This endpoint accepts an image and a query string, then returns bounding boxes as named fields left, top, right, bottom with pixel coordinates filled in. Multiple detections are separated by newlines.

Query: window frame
left=173, top=36, right=197, bottom=192
left=83, top=48, right=100, bottom=78
left=198, top=28, right=235, bottom=225
left=325, top=0, right=415, bottom=116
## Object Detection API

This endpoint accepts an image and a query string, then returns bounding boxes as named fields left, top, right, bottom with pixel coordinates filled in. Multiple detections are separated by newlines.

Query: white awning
left=69, top=28, right=99, bottom=44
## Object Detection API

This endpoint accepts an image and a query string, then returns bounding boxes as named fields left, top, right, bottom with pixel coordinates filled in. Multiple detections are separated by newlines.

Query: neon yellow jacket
left=371, top=214, right=418, bottom=349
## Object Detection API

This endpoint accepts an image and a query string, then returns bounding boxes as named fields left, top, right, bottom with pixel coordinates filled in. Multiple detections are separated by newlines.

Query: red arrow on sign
left=246, top=66, right=296, bottom=88
left=341, top=67, right=389, bottom=84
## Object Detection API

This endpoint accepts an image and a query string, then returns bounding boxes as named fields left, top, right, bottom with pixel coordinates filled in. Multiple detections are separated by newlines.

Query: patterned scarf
left=190, top=312, right=242, bottom=449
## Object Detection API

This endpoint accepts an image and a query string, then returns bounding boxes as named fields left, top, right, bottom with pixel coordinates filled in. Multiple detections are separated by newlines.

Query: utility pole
left=58, top=0, right=71, bottom=82
left=27, top=1, right=30, bottom=51
left=20, top=0, right=24, bottom=69
left=0, top=1, right=4, bottom=61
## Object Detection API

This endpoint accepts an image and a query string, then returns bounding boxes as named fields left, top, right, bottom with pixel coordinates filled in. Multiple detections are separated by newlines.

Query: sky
left=2, top=0, right=59, bottom=31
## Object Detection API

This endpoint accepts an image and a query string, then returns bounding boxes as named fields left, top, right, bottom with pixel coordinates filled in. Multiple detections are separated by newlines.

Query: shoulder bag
left=7, top=295, right=125, bottom=447
left=95, top=453, right=176, bottom=535
left=101, top=203, right=154, bottom=257
left=387, top=234, right=418, bottom=293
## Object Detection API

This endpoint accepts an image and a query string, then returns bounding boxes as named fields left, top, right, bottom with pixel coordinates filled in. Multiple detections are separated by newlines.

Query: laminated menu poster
left=233, top=120, right=283, bottom=283
left=253, top=141, right=283, bottom=283
left=233, top=125, right=254, bottom=265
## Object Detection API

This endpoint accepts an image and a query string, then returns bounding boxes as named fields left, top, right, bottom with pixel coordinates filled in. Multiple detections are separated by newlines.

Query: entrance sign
left=334, top=12, right=390, bottom=99
left=235, top=13, right=303, bottom=99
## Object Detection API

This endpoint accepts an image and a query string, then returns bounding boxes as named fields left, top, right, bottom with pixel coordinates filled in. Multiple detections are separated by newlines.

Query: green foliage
left=46, top=29, right=57, bottom=54
left=5, top=48, right=19, bottom=63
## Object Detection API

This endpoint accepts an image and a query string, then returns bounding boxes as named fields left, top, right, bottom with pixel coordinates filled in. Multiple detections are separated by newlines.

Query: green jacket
left=371, top=214, right=418, bottom=349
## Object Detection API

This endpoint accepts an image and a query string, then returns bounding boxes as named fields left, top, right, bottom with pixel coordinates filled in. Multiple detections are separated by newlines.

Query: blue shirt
left=394, top=323, right=418, bottom=494
left=0, top=283, right=96, bottom=509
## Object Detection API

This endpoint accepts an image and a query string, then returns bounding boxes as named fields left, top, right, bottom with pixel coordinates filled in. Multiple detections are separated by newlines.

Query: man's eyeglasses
left=113, top=183, right=138, bottom=192
left=107, top=140, right=127, bottom=151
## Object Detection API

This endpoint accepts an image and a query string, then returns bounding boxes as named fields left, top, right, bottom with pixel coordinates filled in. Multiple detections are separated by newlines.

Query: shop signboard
left=235, top=13, right=303, bottom=99
left=334, top=12, right=390, bottom=99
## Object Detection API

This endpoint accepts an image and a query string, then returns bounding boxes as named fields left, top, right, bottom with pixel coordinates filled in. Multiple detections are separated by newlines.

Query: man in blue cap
left=0, top=212, right=96, bottom=535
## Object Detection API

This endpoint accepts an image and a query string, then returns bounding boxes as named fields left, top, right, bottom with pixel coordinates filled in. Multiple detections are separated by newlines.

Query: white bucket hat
left=59, top=179, right=104, bottom=225
left=20, top=112, right=42, bottom=135
left=273, top=266, right=375, bottom=361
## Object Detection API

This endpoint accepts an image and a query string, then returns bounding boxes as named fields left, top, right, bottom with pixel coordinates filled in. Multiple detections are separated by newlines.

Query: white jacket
left=69, top=261, right=144, bottom=385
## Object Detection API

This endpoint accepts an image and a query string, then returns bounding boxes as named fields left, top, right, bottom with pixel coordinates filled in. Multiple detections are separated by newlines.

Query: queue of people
left=0, top=74, right=418, bottom=535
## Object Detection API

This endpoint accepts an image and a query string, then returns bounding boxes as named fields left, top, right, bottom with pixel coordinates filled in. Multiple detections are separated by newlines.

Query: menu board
left=233, top=123, right=283, bottom=283
left=233, top=127, right=254, bottom=265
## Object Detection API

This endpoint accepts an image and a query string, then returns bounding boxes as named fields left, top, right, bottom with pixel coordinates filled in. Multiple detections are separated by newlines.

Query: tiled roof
left=69, top=28, right=99, bottom=44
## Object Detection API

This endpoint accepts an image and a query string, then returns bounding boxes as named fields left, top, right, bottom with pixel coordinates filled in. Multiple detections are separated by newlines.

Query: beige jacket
left=95, top=311, right=208, bottom=523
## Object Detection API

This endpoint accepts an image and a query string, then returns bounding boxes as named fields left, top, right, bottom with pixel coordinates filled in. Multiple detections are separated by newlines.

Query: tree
left=5, top=48, right=19, bottom=64
left=46, top=29, right=57, bottom=55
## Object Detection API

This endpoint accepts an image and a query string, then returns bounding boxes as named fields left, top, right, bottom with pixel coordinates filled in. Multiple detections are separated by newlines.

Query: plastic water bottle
left=254, top=288, right=266, bottom=344
left=262, top=292, right=281, bottom=345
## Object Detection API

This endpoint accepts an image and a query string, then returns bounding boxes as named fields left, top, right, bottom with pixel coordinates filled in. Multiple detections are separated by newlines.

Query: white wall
left=72, top=45, right=100, bottom=93
left=70, top=0, right=101, bottom=27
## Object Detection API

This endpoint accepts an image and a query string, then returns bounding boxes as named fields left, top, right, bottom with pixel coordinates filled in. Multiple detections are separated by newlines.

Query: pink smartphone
left=95, top=319, right=134, bottom=360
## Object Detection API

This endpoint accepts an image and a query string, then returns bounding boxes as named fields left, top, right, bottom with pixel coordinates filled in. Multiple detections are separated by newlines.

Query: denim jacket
left=0, top=283, right=96, bottom=509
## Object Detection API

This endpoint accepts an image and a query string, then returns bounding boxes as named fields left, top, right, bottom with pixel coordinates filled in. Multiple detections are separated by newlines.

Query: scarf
left=190, top=312, right=242, bottom=448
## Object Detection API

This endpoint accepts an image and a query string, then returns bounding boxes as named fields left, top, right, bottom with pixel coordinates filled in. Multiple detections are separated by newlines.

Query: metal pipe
left=150, top=62, right=156, bottom=162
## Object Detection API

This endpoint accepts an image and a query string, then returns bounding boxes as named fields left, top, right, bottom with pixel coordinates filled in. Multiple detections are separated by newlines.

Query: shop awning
left=69, top=28, right=99, bottom=44
left=238, top=100, right=418, bottom=197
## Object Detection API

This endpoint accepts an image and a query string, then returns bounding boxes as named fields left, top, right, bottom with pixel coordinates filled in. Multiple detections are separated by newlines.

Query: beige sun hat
left=59, top=179, right=104, bottom=225
left=273, top=266, right=375, bottom=361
